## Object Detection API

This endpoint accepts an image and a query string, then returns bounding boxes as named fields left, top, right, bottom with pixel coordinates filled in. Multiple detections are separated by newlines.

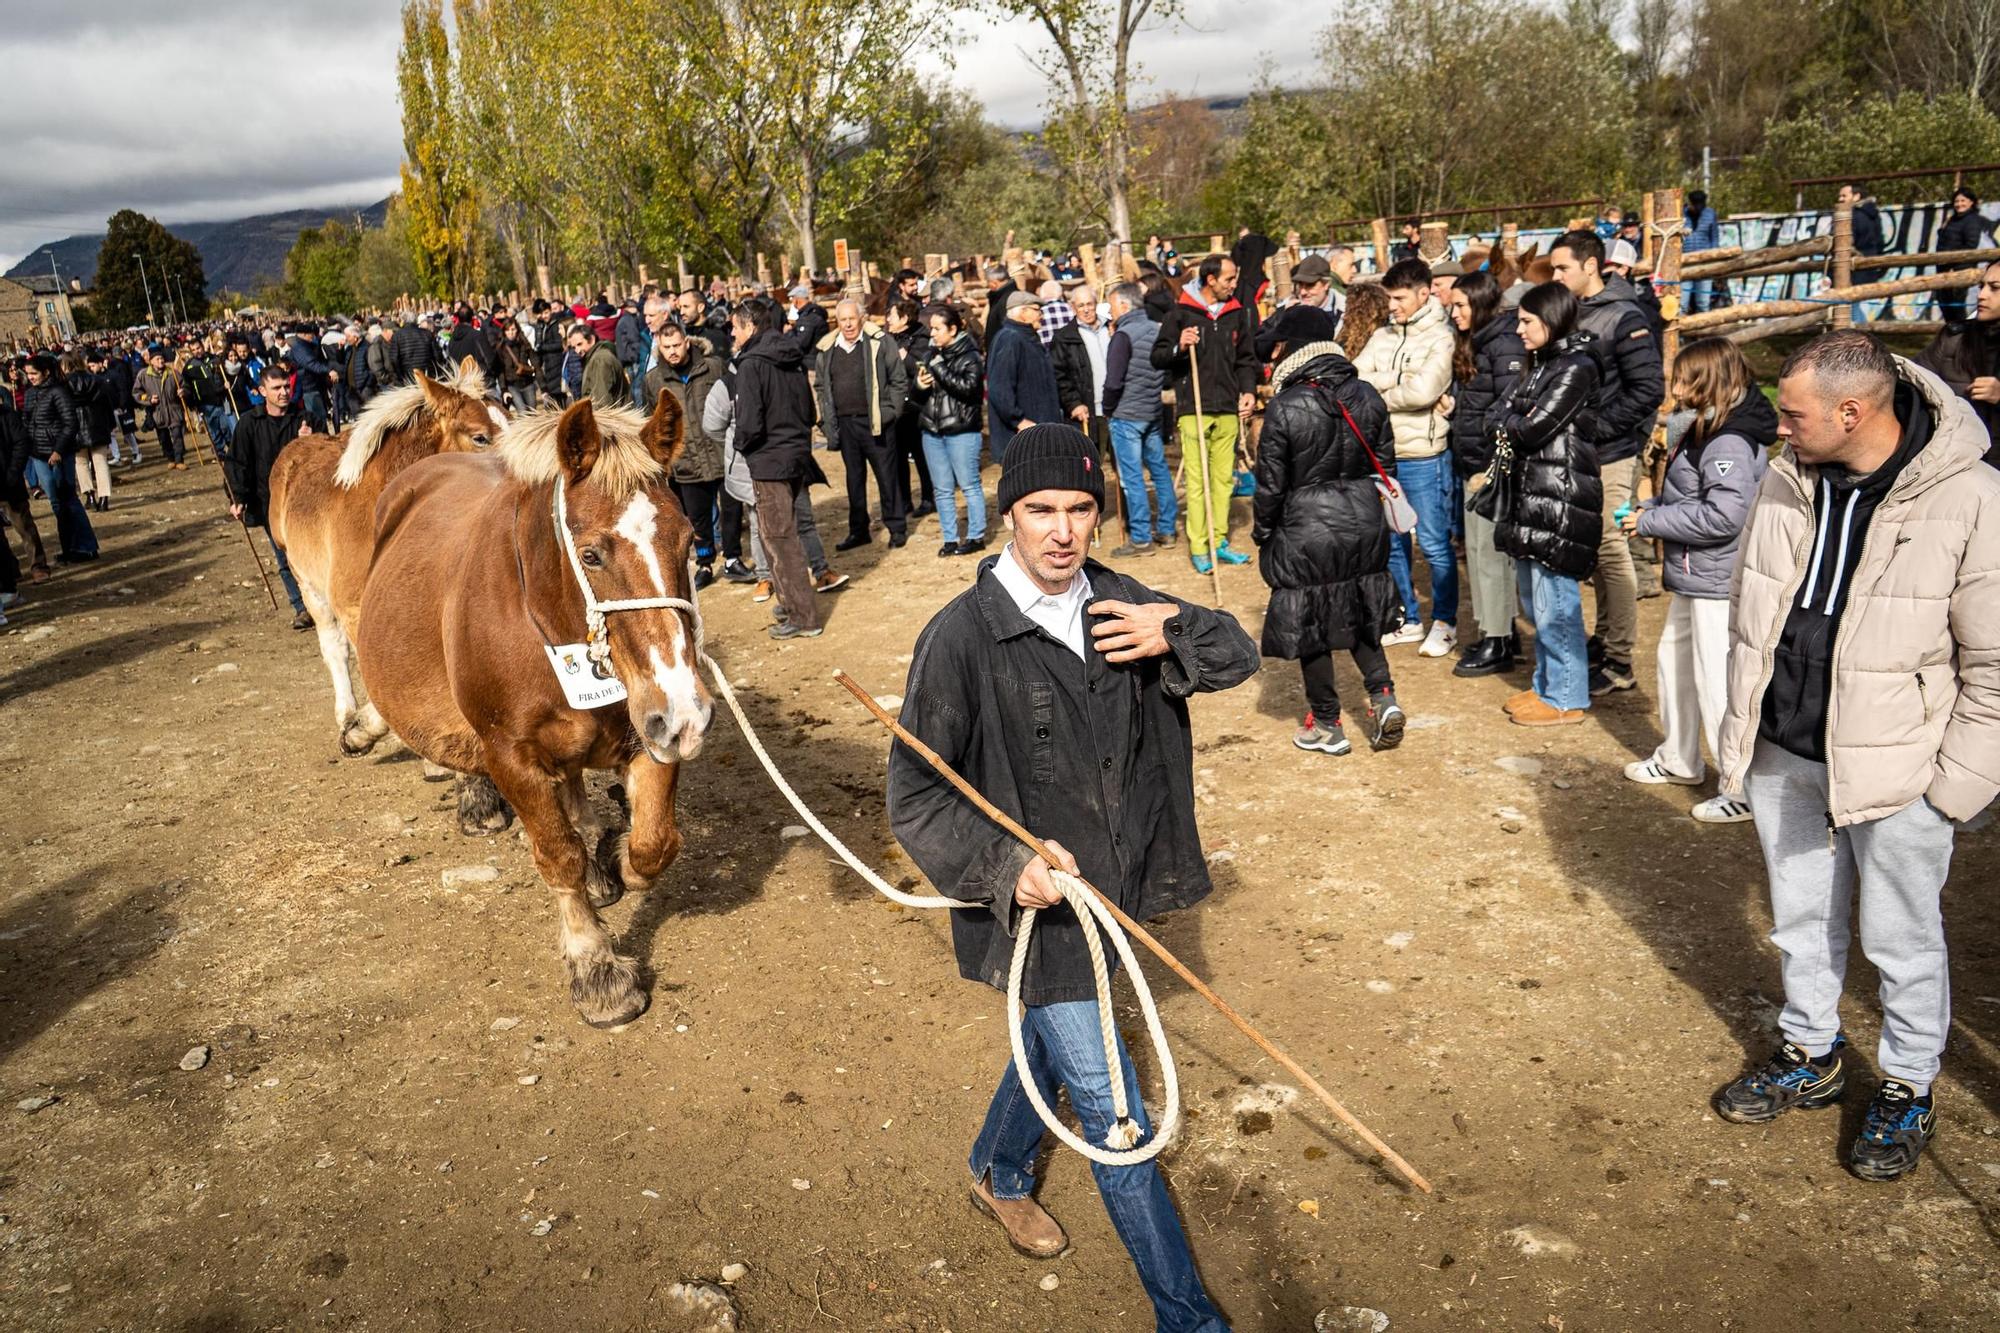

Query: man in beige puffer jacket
left=1713, top=331, right=1998, bottom=1182
left=1356, top=259, right=1458, bottom=655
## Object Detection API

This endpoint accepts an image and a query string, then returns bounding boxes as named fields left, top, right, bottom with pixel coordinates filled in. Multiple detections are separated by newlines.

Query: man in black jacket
left=1050, top=283, right=1110, bottom=450
left=1551, top=229, right=1665, bottom=693
left=733, top=297, right=824, bottom=638
left=389, top=312, right=442, bottom=386
left=816, top=298, right=909, bottom=551
left=1838, top=183, right=1886, bottom=258
left=286, top=324, right=335, bottom=432
left=534, top=302, right=569, bottom=404
left=889, top=425, right=1253, bottom=1331
left=226, top=365, right=311, bottom=629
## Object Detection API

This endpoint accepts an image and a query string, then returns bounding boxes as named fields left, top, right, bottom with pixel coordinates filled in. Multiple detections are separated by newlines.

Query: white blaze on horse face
left=613, top=492, right=670, bottom=598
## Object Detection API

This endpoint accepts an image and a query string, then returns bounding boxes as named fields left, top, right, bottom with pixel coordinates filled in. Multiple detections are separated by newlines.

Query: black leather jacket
left=913, top=332, right=984, bottom=436
left=1493, top=331, right=1604, bottom=579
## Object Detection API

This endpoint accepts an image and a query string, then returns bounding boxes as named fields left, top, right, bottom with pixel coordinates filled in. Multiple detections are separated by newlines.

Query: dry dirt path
left=3, top=448, right=1997, bottom=1331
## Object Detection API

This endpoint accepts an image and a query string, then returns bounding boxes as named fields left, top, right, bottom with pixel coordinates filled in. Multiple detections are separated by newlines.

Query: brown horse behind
left=355, top=393, right=712, bottom=1027
left=270, top=358, right=506, bottom=759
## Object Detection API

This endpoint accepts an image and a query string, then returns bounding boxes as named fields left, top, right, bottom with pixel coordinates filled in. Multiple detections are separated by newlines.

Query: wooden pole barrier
left=1723, top=310, right=1832, bottom=344
left=1831, top=204, right=1854, bottom=330
left=1679, top=267, right=1985, bottom=333
left=830, top=670, right=1434, bottom=1196
left=1852, top=246, right=2000, bottom=274
left=1370, top=218, right=1391, bottom=272
left=1652, top=186, right=1684, bottom=523
left=1640, top=192, right=1656, bottom=269
left=1682, top=236, right=1829, bottom=278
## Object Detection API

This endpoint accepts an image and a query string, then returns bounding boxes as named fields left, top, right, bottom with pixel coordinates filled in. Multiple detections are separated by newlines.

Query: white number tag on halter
left=544, top=643, right=628, bottom=709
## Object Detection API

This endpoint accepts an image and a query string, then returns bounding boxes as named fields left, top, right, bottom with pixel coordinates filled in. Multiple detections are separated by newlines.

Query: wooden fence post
left=535, top=264, right=551, bottom=300
left=1653, top=187, right=1685, bottom=384
left=1418, top=221, right=1450, bottom=265
left=1831, top=203, right=1854, bottom=330
left=1640, top=193, right=1656, bottom=269
left=1369, top=218, right=1391, bottom=272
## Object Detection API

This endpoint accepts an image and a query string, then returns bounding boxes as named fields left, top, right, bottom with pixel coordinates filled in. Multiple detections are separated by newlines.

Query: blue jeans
left=920, top=430, right=985, bottom=544
left=265, top=531, right=305, bottom=613
left=1109, top=418, right=1177, bottom=544
left=203, top=406, right=237, bottom=462
left=1384, top=452, right=1459, bottom=627
left=972, top=1000, right=1227, bottom=1333
left=29, top=454, right=97, bottom=559
left=1517, top=560, right=1589, bottom=710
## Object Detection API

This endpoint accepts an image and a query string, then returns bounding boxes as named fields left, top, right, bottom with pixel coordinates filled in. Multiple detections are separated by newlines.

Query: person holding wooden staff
left=888, top=423, right=1255, bottom=1332
left=1151, top=255, right=1257, bottom=575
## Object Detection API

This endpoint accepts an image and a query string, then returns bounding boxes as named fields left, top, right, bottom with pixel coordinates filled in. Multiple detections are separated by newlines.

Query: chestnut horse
left=355, top=393, right=712, bottom=1027
left=270, top=359, right=506, bottom=763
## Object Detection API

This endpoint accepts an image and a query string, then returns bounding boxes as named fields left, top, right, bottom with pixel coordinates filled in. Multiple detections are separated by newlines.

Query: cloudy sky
left=0, top=0, right=1323, bottom=270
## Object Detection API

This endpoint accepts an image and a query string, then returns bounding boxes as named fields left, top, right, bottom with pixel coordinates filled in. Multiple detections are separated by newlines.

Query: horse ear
left=641, top=384, right=686, bottom=471
left=554, top=399, right=601, bottom=484
left=416, top=373, right=446, bottom=411
left=458, top=355, right=479, bottom=382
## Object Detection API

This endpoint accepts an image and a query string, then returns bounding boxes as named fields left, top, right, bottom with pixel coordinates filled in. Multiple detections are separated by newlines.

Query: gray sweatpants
left=1745, top=738, right=1957, bottom=1091
left=1463, top=493, right=1517, bottom=639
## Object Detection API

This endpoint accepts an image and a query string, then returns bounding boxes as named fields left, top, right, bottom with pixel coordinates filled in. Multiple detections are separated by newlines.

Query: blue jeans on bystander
left=971, top=999, right=1227, bottom=1333
left=921, top=431, right=985, bottom=545
left=1384, top=452, right=1460, bottom=628
left=1108, top=418, right=1178, bottom=544
left=1517, top=559, right=1590, bottom=710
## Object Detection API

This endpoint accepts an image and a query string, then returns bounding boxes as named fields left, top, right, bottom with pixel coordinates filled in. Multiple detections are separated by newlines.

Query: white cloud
left=0, top=0, right=1330, bottom=268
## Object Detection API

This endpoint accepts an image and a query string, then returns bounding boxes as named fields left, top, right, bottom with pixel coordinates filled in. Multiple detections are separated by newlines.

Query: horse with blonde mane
left=269, top=359, right=508, bottom=780
left=355, top=393, right=712, bottom=1028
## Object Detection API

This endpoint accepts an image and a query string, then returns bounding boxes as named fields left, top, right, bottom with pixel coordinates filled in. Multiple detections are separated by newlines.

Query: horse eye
left=580, top=548, right=603, bottom=568
left=472, top=432, right=490, bottom=446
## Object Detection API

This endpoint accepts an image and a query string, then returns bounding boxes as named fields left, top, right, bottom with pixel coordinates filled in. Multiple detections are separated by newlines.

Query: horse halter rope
left=551, top=477, right=703, bottom=670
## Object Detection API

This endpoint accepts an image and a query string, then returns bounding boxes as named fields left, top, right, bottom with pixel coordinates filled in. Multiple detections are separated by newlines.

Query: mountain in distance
left=6, top=199, right=392, bottom=296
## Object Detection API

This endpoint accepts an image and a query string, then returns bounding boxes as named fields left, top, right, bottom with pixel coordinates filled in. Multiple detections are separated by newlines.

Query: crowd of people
left=4, top=212, right=1996, bottom=1289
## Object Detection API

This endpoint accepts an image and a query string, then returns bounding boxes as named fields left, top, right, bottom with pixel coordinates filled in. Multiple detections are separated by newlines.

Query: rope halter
left=551, top=477, right=704, bottom=671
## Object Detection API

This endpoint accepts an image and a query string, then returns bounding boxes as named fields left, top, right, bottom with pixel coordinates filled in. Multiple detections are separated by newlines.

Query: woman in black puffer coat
left=1490, top=282, right=1600, bottom=724
left=21, top=355, right=98, bottom=563
left=1253, top=306, right=1406, bottom=756
left=1445, top=270, right=1530, bottom=677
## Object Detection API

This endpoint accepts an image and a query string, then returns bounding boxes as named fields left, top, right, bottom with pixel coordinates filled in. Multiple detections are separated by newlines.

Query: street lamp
left=132, top=250, right=157, bottom=327
left=41, top=248, right=69, bottom=339
left=173, top=271, right=194, bottom=324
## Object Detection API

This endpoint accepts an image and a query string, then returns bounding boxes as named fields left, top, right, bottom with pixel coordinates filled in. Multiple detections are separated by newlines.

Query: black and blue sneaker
left=1849, top=1080, right=1936, bottom=1182
left=1715, top=1035, right=1847, bottom=1123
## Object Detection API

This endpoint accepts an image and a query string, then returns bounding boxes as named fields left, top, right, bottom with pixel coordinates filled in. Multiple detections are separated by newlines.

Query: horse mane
left=497, top=401, right=662, bottom=499
left=333, top=361, right=489, bottom=488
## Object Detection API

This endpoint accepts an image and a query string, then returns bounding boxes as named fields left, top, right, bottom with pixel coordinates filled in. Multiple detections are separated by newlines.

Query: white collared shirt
left=993, top=543, right=1093, bottom=660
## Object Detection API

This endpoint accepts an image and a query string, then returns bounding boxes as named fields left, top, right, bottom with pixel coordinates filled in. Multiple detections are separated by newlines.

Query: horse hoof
left=456, top=775, right=514, bottom=836
left=583, top=990, right=650, bottom=1031
left=570, top=956, right=648, bottom=1029
left=421, top=760, right=454, bottom=783
left=338, top=726, right=379, bottom=757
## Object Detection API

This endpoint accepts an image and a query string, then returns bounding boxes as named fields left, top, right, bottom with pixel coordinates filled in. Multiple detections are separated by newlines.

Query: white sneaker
left=1692, top=795, right=1754, bottom=824
left=1624, top=758, right=1703, bottom=786
left=1417, top=622, right=1458, bottom=658
left=1381, top=622, right=1426, bottom=647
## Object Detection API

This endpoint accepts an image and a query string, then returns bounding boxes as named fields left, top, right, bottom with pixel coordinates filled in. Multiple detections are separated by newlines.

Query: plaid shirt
left=1037, top=299, right=1075, bottom=346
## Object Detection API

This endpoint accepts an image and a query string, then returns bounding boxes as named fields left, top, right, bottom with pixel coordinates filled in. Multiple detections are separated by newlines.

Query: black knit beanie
left=997, top=423, right=1106, bottom=513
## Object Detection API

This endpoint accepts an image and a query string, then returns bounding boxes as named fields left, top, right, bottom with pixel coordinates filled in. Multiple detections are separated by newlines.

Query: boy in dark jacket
left=733, top=298, right=825, bottom=638
left=1551, top=229, right=1665, bottom=694
left=1151, top=255, right=1258, bottom=573
left=226, top=365, right=311, bottom=627
left=889, top=425, right=1253, bottom=1333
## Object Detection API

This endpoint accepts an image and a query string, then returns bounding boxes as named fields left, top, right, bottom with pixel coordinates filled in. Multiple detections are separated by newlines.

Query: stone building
left=0, top=274, right=81, bottom=348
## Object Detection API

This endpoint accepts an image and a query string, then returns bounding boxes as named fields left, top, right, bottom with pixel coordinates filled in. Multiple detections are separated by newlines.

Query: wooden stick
left=214, top=466, right=279, bottom=612
left=832, top=670, right=1433, bottom=1195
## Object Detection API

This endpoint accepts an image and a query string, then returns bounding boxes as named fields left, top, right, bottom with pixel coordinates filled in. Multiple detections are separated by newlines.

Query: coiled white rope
left=699, top=657, right=1180, bottom=1166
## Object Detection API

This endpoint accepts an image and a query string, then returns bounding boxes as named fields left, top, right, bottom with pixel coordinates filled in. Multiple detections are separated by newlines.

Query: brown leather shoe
left=969, top=1174, right=1070, bottom=1259
left=1510, top=697, right=1587, bottom=727
left=1503, top=688, right=1539, bottom=715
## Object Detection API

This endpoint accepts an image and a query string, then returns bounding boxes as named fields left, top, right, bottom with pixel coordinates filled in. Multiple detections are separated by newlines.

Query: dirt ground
left=4, top=436, right=1998, bottom=1332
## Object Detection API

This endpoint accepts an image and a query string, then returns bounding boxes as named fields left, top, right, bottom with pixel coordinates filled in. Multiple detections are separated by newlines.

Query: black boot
left=1453, top=636, right=1513, bottom=678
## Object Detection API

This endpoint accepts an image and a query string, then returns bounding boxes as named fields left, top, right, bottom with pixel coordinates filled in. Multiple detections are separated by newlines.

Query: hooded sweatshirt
left=1757, top=381, right=1932, bottom=762
left=1636, top=389, right=1775, bottom=599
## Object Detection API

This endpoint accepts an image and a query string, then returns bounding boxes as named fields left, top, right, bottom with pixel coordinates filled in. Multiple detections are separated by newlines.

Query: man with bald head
left=814, top=297, right=909, bottom=550
left=1713, top=330, right=2000, bottom=1182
